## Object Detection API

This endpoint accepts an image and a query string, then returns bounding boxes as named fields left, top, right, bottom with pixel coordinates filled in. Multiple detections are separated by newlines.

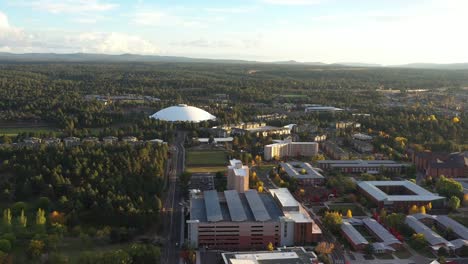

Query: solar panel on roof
left=245, top=190, right=271, bottom=221
left=224, top=190, right=247, bottom=222
left=204, top=190, right=223, bottom=222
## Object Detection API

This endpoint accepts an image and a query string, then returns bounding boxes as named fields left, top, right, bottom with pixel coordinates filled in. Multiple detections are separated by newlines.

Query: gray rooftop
left=405, top=216, right=451, bottom=247
left=358, top=181, right=445, bottom=202
left=204, top=190, right=223, bottom=222
left=191, top=190, right=283, bottom=223
left=222, top=247, right=317, bottom=264
left=225, top=190, right=248, bottom=222
left=244, top=190, right=271, bottom=221
left=280, top=162, right=324, bottom=180
left=341, top=222, right=369, bottom=246
left=412, top=214, right=468, bottom=240
left=362, top=218, right=402, bottom=246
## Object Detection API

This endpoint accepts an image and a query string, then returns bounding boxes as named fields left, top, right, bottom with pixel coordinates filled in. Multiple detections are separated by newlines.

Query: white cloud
left=204, top=7, right=256, bottom=14
left=131, top=10, right=207, bottom=28
left=69, top=32, right=159, bottom=54
left=15, top=0, right=118, bottom=14
left=0, top=11, right=159, bottom=55
left=261, top=0, right=323, bottom=5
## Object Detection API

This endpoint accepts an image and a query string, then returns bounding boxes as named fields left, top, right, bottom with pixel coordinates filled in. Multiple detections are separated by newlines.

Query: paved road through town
left=160, top=131, right=185, bottom=264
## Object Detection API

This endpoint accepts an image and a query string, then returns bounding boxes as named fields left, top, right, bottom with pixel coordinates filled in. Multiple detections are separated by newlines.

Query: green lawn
left=186, top=167, right=227, bottom=173
left=186, top=150, right=227, bottom=166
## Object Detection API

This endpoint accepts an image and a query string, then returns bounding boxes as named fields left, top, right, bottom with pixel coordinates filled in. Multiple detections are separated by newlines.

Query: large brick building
left=412, top=151, right=467, bottom=178
left=187, top=188, right=322, bottom=250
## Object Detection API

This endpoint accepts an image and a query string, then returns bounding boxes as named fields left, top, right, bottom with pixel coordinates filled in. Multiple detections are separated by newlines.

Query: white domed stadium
left=149, top=104, right=216, bottom=122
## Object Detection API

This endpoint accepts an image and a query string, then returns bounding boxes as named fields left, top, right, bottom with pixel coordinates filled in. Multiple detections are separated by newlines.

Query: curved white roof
left=149, top=104, right=216, bottom=122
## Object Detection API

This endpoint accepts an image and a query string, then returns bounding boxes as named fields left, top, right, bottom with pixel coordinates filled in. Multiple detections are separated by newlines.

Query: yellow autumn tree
left=19, top=209, right=27, bottom=227
left=315, top=242, right=335, bottom=255
left=257, top=185, right=264, bottom=193
left=409, top=205, right=419, bottom=214
left=3, top=208, right=11, bottom=226
left=267, top=242, right=274, bottom=251
left=419, top=206, right=426, bottom=214
left=452, top=116, right=460, bottom=123
left=299, top=189, right=305, bottom=196
left=346, top=209, right=353, bottom=218
left=36, top=208, right=46, bottom=225
left=426, top=202, right=432, bottom=211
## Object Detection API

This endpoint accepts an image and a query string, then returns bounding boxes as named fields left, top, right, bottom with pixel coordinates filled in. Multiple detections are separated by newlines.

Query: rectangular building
left=227, top=159, right=250, bottom=193
left=222, top=247, right=318, bottom=264
left=280, top=162, right=324, bottom=186
left=264, top=141, right=318, bottom=161
left=187, top=189, right=321, bottom=250
left=318, top=160, right=409, bottom=174
left=358, top=181, right=444, bottom=211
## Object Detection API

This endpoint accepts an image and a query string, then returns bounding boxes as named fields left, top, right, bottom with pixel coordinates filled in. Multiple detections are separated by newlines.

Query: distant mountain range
left=0, top=52, right=467, bottom=69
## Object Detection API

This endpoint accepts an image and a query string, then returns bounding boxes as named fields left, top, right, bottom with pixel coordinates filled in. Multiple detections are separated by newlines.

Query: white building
left=264, top=141, right=318, bottom=161
left=227, top=159, right=250, bottom=193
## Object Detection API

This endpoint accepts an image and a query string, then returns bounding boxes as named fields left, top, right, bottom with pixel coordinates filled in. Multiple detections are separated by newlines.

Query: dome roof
left=149, top=104, right=216, bottom=122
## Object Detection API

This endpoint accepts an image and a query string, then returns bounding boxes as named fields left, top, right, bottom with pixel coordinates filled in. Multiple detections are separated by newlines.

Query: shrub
left=0, top=239, right=11, bottom=253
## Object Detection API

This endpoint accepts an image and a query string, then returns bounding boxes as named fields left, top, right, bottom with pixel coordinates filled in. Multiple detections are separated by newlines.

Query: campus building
left=318, top=160, right=409, bottom=174
left=227, top=159, right=250, bottom=193
left=406, top=214, right=468, bottom=253
left=222, top=247, right=318, bottom=264
left=187, top=188, right=321, bottom=250
left=264, top=141, right=318, bottom=161
left=341, top=218, right=402, bottom=253
left=321, top=141, right=348, bottom=160
left=279, top=162, right=324, bottom=186
left=357, top=181, right=444, bottom=211
left=412, top=151, right=467, bottom=178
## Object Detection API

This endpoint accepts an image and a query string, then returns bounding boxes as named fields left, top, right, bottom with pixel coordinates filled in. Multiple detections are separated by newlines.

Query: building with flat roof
left=412, top=151, right=467, bottom=178
left=340, top=218, right=402, bottom=252
left=321, top=141, right=348, bottom=160
left=352, top=133, right=372, bottom=141
left=305, top=106, right=343, bottom=112
left=222, top=247, right=317, bottom=264
left=187, top=189, right=321, bottom=250
left=264, top=141, right=318, bottom=161
left=351, top=139, right=374, bottom=153
left=279, top=162, right=324, bottom=186
left=227, top=159, right=250, bottom=193
left=318, top=160, right=409, bottom=174
left=358, top=181, right=444, bottom=211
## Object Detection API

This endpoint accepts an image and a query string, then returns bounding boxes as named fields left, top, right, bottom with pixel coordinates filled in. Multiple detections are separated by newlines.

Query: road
left=160, top=131, right=185, bottom=264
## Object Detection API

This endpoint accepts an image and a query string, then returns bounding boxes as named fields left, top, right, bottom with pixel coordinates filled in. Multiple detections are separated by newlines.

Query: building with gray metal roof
left=279, top=162, right=324, bottom=185
left=358, top=180, right=444, bottom=211
left=222, top=247, right=318, bottom=264
left=187, top=188, right=322, bottom=250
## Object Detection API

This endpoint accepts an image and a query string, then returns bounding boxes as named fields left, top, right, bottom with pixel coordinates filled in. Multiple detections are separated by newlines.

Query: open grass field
left=186, top=150, right=228, bottom=173
left=186, top=150, right=227, bottom=166
left=186, top=166, right=227, bottom=173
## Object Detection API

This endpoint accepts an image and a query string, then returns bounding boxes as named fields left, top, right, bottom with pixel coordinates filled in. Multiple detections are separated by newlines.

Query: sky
left=0, top=0, right=467, bottom=64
